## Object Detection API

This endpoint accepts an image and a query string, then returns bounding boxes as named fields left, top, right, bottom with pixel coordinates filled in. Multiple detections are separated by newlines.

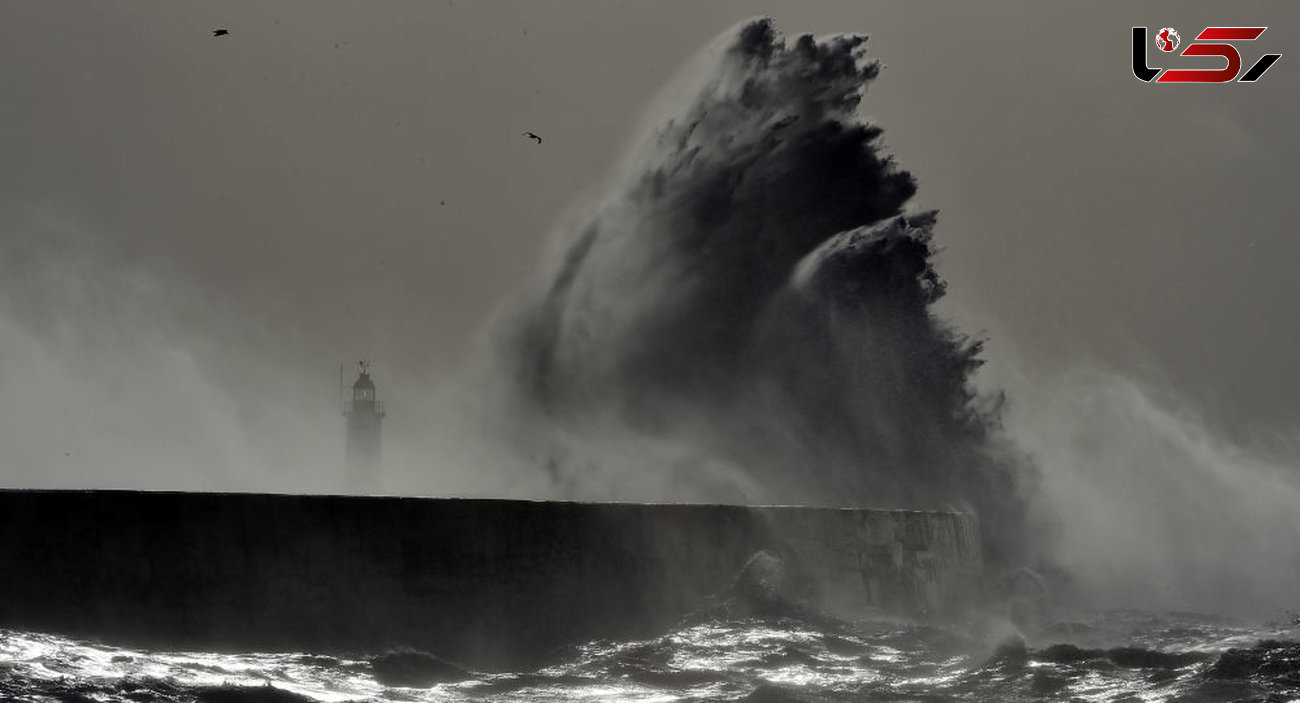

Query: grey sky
left=1, top=1, right=1298, bottom=490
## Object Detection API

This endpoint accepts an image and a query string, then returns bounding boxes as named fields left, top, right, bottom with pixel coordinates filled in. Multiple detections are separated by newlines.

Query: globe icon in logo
left=1155, top=27, right=1180, bottom=52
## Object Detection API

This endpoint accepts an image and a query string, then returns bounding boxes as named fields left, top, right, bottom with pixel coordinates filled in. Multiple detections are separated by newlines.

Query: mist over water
left=0, top=203, right=343, bottom=493
left=981, top=350, right=1300, bottom=616
left=0, top=203, right=510, bottom=498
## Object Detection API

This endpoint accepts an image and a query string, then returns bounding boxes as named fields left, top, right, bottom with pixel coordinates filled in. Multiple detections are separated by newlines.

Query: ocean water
left=5, top=611, right=1300, bottom=703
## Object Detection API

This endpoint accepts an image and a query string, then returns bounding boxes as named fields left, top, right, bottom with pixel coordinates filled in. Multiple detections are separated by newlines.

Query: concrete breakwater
left=0, top=490, right=982, bottom=669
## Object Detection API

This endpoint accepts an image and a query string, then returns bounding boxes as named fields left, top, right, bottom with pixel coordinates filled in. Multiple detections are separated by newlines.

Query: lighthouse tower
left=343, top=360, right=385, bottom=492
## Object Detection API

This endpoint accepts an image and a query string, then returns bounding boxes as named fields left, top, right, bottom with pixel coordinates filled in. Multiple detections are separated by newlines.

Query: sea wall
left=0, top=491, right=981, bottom=669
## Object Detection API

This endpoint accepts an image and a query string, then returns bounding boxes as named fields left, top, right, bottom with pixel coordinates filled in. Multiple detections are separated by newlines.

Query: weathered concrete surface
left=0, top=490, right=981, bottom=669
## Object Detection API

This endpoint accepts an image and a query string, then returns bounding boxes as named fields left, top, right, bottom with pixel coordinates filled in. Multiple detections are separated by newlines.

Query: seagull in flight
left=212, top=29, right=230, bottom=37
left=523, top=131, right=542, bottom=144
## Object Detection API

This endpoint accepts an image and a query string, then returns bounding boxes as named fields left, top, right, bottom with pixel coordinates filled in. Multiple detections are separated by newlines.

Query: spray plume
left=482, top=19, right=1036, bottom=567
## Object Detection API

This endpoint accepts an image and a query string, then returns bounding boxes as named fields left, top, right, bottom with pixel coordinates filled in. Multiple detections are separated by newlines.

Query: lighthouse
left=343, top=360, right=385, bottom=492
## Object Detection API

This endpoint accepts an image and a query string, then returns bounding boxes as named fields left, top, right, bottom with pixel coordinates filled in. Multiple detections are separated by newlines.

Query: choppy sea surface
left=4, top=611, right=1300, bottom=703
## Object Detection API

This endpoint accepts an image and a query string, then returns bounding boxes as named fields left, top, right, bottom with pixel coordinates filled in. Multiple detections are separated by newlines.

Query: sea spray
left=482, top=19, right=1038, bottom=568
left=986, top=358, right=1300, bottom=616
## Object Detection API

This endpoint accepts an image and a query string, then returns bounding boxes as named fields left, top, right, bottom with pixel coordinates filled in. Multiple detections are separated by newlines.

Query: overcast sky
left=1, top=1, right=1298, bottom=490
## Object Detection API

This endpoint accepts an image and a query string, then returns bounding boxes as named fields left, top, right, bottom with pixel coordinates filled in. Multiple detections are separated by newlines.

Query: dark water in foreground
left=5, top=612, right=1300, bottom=702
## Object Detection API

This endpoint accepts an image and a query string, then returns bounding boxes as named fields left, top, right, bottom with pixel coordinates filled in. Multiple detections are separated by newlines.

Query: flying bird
left=523, top=131, right=542, bottom=144
left=212, top=29, right=229, bottom=37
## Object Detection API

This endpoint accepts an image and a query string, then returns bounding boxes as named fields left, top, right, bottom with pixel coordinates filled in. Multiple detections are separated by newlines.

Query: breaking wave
left=482, top=19, right=1035, bottom=568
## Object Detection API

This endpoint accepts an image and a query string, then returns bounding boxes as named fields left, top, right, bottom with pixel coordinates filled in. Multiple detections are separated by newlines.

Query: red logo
left=1132, top=26, right=1282, bottom=83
